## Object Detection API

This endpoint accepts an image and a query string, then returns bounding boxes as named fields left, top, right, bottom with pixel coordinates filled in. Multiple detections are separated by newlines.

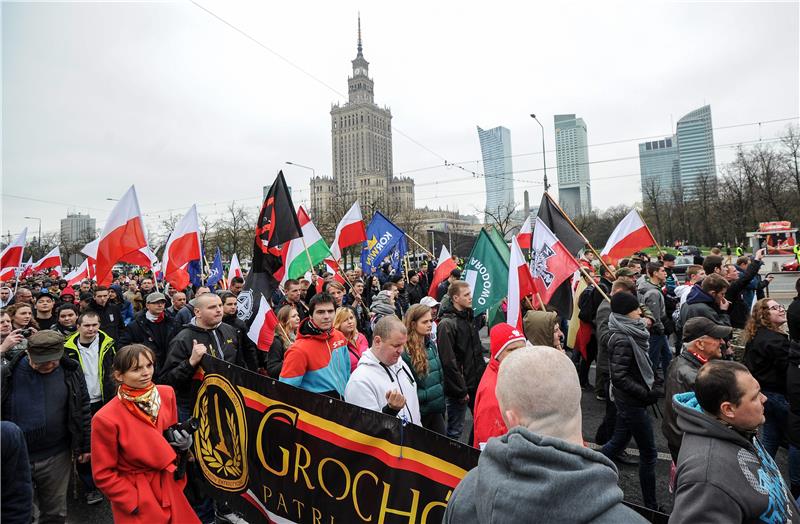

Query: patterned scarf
left=118, top=382, right=161, bottom=427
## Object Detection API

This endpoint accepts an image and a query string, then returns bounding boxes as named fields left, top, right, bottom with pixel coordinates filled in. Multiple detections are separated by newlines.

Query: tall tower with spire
left=310, top=15, right=414, bottom=220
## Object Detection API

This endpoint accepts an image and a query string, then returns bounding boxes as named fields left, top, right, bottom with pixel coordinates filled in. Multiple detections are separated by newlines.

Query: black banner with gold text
left=192, top=356, right=480, bottom=524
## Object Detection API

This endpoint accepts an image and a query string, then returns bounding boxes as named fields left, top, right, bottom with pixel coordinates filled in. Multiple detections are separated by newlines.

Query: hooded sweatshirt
left=444, top=427, right=647, bottom=524
left=344, top=348, right=420, bottom=425
left=522, top=310, right=558, bottom=347
left=670, top=392, right=800, bottom=523
left=637, top=278, right=665, bottom=332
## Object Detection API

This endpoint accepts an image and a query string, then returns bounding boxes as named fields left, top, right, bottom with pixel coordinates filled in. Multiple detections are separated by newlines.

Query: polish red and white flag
left=428, top=245, right=457, bottom=297
left=161, top=205, right=202, bottom=291
left=329, top=201, right=367, bottom=261
left=247, top=294, right=279, bottom=351
left=0, top=228, right=27, bottom=281
left=530, top=217, right=581, bottom=305
left=227, top=253, right=243, bottom=289
left=506, top=236, right=536, bottom=330
left=65, top=258, right=94, bottom=287
left=94, top=186, right=149, bottom=285
left=600, top=209, right=658, bottom=263
left=32, top=246, right=63, bottom=277
left=517, top=216, right=532, bottom=250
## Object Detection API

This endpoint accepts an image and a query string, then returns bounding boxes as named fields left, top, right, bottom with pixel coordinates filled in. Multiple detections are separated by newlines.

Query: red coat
left=91, top=385, right=199, bottom=524
left=472, top=358, right=507, bottom=448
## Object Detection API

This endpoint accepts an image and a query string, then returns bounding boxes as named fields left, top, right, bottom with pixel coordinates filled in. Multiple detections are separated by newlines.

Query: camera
left=20, top=328, right=33, bottom=338
left=163, top=417, right=199, bottom=440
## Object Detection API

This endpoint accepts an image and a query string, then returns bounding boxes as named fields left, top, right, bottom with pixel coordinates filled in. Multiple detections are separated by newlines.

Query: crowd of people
left=1, top=245, right=800, bottom=523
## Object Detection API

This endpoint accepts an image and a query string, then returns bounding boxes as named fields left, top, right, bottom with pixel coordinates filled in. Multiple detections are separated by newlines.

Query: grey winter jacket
left=595, top=300, right=612, bottom=379
left=637, top=278, right=665, bottom=333
left=662, top=349, right=704, bottom=459
left=444, top=426, right=647, bottom=523
left=670, top=392, right=800, bottom=524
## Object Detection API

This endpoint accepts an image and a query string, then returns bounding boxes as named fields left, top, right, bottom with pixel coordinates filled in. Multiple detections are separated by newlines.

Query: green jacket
left=402, top=337, right=445, bottom=416
left=63, top=330, right=117, bottom=404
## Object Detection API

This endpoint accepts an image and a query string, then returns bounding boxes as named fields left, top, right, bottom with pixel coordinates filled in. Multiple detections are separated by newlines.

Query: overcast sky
left=3, top=0, right=799, bottom=243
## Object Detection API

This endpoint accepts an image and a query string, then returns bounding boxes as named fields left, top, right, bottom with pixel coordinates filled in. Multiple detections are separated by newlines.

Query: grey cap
left=27, top=331, right=65, bottom=364
left=682, top=317, right=733, bottom=343
left=146, top=292, right=167, bottom=304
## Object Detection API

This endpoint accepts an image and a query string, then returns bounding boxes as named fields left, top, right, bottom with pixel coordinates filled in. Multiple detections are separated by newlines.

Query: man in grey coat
left=638, top=262, right=670, bottom=377
left=444, top=345, right=646, bottom=523
left=662, top=317, right=731, bottom=462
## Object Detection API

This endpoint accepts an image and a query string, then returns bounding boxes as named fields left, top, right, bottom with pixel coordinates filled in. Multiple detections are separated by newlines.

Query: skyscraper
left=310, top=16, right=414, bottom=218
left=639, top=135, right=679, bottom=200
left=676, top=105, right=716, bottom=196
left=60, top=212, right=96, bottom=243
left=477, top=126, right=514, bottom=218
left=554, top=114, right=591, bottom=216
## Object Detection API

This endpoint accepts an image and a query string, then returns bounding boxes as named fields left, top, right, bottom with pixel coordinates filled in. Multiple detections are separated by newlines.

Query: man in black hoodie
left=118, top=292, right=179, bottom=378
left=86, top=286, right=124, bottom=342
left=437, top=281, right=487, bottom=441
left=219, top=291, right=259, bottom=369
left=722, top=248, right=766, bottom=329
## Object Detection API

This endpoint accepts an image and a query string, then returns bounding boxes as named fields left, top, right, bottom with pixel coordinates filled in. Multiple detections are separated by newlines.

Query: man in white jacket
left=345, top=316, right=421, bottom=426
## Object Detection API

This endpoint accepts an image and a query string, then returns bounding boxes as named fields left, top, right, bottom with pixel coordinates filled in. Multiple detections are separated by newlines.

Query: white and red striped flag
left=428, top=245, right=457, bottom=297
left=506, top=236, right=536, bottom=329
left=329, top=201, right=367, bottom=261
left=517, top=216, right=532, bottom=250
left=600, top=209, right=658, bottom=263
left=32, top=246, right=63, bottom=277
left=530, top=217, right=581, bottom=305
left=94, top=186, right=149, bottom=285
left=246, top=294, right=279, bottom=351
left=161, top=205, right=202, bottom=291
left=65, top=258, right=94, bottom=287
left=227, top=253, right=243, bottom=289
left=0, top=228, right=27, bottom=281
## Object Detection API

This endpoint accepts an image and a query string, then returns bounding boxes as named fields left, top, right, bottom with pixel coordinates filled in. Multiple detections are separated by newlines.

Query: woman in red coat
left=91, top=344, right=199, bottom=523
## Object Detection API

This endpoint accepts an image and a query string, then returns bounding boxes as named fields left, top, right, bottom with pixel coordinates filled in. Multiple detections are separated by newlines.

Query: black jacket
left=724, top=259, right=763, bottom=329
left=677, top=286, right=731, bottom=343
left=222, top=314, right=258, bottom=371
left=437, top=304, right=487, bottom=399
left=118, top=311, right=180, bottom=376
left=662, top=349, right=705, bottom=458
left=160, top=321, right=247, bottom=413
left=407, top=282, right=425, bottom=305
left=266, top=335, right=289, bottom=379
left=86, top=300, right=125, bottom=342
left=1, top=352, right=91, bottom=454
left=786, top=349, right=800, bottom=448
left=744, top=327, right=797, bottom=395
left=607, top=332, right=658, bottom=408
left=788, top=296, right=800, bottom=342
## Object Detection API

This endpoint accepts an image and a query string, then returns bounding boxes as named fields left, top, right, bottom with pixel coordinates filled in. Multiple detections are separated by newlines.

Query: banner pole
left=545, top=193, right=614, bottom=275
left=636, top=209, right=665, bottom=256
left=403, top=253, right=411, bottom=283
left=534, top=292, right=547, bottom=312
left=405, top=233, right=434, bottom=258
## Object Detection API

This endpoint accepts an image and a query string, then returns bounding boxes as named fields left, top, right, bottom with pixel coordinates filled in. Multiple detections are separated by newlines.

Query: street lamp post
left=23, top=216, right=42, bottom=251
left=285, top=161, right=315, bottom=178
left=530, top=114, right=550, bottom=192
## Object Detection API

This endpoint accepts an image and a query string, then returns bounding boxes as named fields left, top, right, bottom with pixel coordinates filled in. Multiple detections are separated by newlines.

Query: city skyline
left=554, top=114, right=592, bottom=216
left=477, top=126, right=514, bottom=219
left=3, top=2, right=798, bottom=237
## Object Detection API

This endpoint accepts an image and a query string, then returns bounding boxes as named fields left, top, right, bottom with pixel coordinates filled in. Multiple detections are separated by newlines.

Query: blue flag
left=388, top=236, right=407, bottom=275
left=188, top=257, right=203, bottom=288
left=360, top=211, right=406, bottom=276
left=206, top=248, right=224, bottom=288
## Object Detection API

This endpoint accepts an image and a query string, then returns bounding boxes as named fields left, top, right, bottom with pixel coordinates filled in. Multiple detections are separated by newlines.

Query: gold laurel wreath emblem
left=198, top=396, right=243, bottom=478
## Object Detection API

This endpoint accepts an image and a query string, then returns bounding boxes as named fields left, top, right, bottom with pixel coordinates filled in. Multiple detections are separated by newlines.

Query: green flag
left=463, top=228, right=509, bottom=315
left=487, top=227, right=511, bottom=259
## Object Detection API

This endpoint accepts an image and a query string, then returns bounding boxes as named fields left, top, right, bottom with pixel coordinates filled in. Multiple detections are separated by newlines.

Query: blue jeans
left=446, top=396, right=468, bottom=440
left=601, top=400, right=658, bottom=509
left=648, top=334, right=671, bottom=376
left=761, top=391, right=789, bottom=458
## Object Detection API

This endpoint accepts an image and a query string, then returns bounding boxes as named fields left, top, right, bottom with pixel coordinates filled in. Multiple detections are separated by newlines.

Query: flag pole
left=405, top=233, right=434, bottom=257
left=635, top=209, right=665, bottom=256
left=202, top=252, right=213, bottom=288
left=300, top=237, right=316, bottom=277
left=534, top=292, right=547, bottom=312
left=402, top=252, right=411, bottom=283
left=545, top=193, right=614, bottom=275
left=577, top=265, right=611, bottom=302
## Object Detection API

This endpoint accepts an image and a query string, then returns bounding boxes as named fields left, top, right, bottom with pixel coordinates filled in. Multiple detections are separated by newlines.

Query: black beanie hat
left=611, top=292, right=640, bottom=315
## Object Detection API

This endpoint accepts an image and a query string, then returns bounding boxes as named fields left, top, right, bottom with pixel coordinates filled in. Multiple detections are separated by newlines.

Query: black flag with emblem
left=238, top=171, right=302, bottom=342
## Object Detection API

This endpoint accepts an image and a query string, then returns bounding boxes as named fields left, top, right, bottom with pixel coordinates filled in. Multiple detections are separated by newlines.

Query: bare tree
left=482, top=201, right=519, bottom=239
left=780, top=124, right=800, bottom=203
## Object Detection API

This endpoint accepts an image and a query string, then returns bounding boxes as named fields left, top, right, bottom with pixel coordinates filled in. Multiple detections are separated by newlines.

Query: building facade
left=676, top=105, right=716, bottom=196
left=477, top=126, right=514, bottom=219
left=310, top=17, right=414, bottom=220
left=639, top=135, right=679, bottom=199
left=554, top=114, right=591, bottom=216
left=60, top=213, right=96, bottom=243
